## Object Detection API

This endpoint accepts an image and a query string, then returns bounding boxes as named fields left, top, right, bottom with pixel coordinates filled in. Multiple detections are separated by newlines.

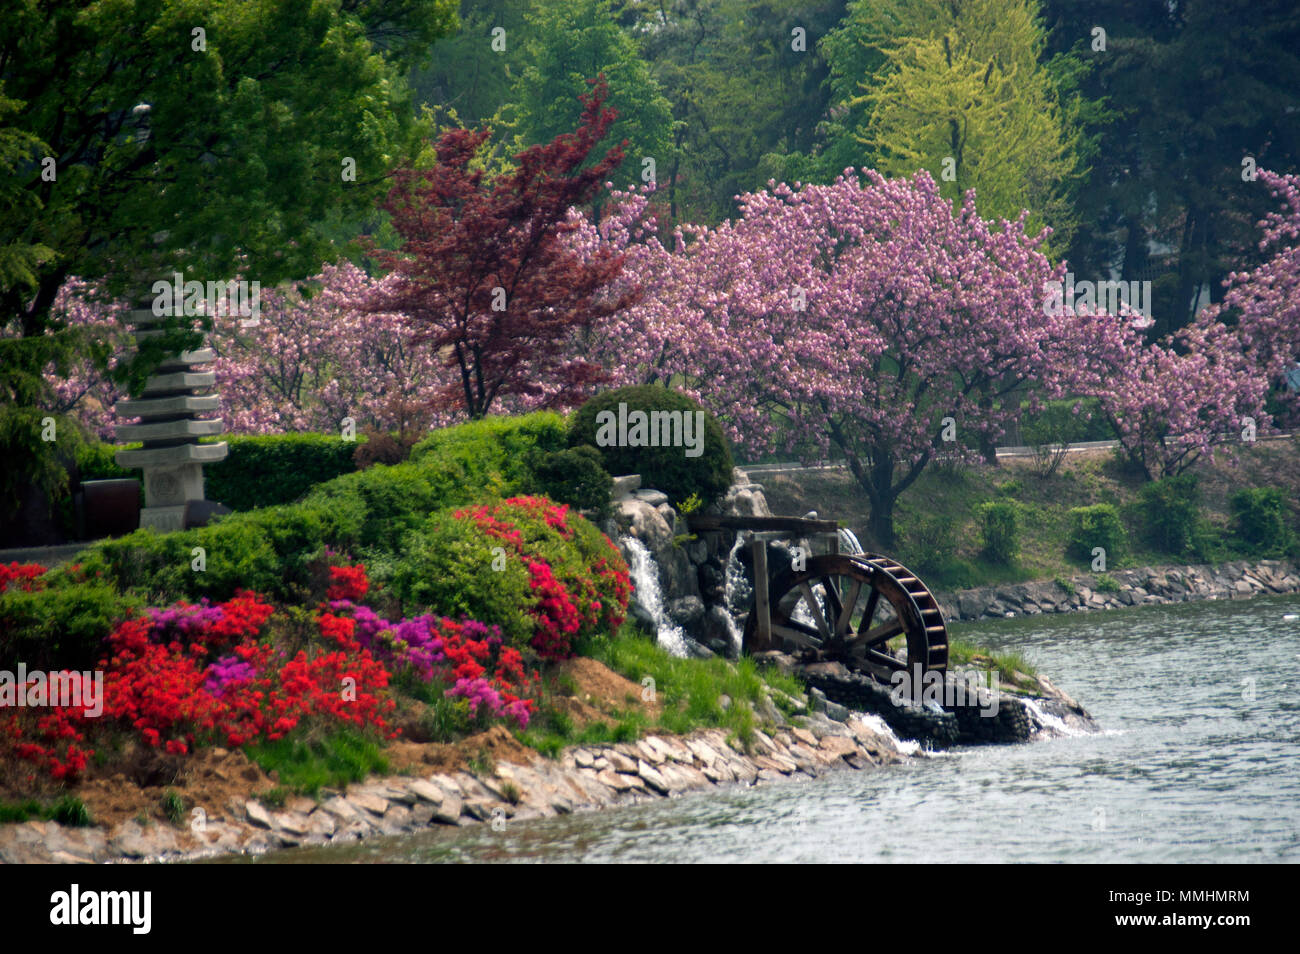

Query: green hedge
left=568, top=385, right=734, bottom=506
left=61, top=414, right=604, bottom=606
left=386, top=497, right=627, bottom=658
left=977, top=501, right=1019, bottom=564
left=1066, top=504, right=1126, bottom=565
left=0, top=577, right=140, bottom=670
left=1138, top=473, right=1202, bottom=556
left=202, top=434, right=360, bottom=510
left=70, top=433, right=361, bottom=513
left=1231, top=487, right=1295, bottom=556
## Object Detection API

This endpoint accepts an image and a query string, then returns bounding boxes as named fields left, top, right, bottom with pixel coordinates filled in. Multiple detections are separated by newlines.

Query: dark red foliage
left=366, top=77, right=643, bottom=418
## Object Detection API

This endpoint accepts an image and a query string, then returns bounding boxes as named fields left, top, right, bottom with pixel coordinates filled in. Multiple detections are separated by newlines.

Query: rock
left=755, top=693, right=786, bottom=726
left=701, top=605, right=739, bottom=653
left=305, top=811, right=336, bottom=838
left=612, top=473, right=641, bottom=494
left=596, top=769, right=636, bottom=792
left=273, top=811, right=311, bottom=836
left=791, top=727, right=819, bottom=747
left=109, top=821, right=177, bottom=859
left=668, top=595, right=705, bottom=627
left=618, top=498, right=674, bottom=552
left=957, top=591, right=987, bottom=619
left=628, top=599, right=657, bottom=633
left=572, top=748, right=595, bottom=769
left=635, top=738, right=667, bottom=764
left=635, top=488, right=669, bottom=507
left=244, top=800, right=274, bottom=829
left=408, top=779, right=446, bottom=805
left=605, top=750, right=639, bottom=774
left=637, top=760, right=671, bottom=795
left=320, top=797, right=361, bottom=823
left=684, top=637, right=716, bottom=658
left=430, top=791, right=463, bottom=825
left=823, top=698, right=850, bottom=722
left=819, top=735, right=860, bottom=760
left=347, top=792, right=389, bottom=817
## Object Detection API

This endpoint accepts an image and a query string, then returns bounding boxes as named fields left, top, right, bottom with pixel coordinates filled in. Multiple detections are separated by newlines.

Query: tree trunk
left=867, top=505, right=895, bottom=552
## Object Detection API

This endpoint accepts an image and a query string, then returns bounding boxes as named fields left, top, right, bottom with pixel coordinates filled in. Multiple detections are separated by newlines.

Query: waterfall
left=837, top=527, right=864, bottom=555
left=722, top=534, right=751, bottom=654
left=620, top=535, right=689, bottom=657
left=1021, top=698, right=1087, bottom=738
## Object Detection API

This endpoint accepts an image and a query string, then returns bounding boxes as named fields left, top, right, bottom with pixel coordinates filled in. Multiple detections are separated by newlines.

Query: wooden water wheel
left=742, top=552, right=949, bottom=680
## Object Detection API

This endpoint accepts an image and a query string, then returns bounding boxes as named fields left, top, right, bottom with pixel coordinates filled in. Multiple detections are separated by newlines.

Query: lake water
left=248, top=593, right=1300, bottom=863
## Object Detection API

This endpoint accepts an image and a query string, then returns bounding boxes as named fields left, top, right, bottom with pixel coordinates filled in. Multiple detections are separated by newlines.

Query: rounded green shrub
left=1138, top=473, right=1201, bottom=555
left=386, top=496, right=630, bottom=660
left=528, top=445, right=612, bottom=514
left=1066, top=504, right=1126, bottom=565
left=1231, top=487, right=1295, bottom=556
left=0, top=577, right=139, bottom=670
left=976, top=501, right=1019, bottom=564
left=203, top=433, right=360, bottom=510
left=568, top=385, right=734, bottom=506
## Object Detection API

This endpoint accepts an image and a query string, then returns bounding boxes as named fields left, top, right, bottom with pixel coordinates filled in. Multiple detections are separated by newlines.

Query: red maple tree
left=367, top=78, right=639, bottom=419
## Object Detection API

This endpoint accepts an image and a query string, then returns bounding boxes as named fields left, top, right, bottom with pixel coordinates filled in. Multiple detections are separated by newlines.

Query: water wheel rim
left=743, top=552, right=948, bottom=679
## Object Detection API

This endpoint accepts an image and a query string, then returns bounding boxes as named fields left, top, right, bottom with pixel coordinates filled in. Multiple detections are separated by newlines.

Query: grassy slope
left=759, top=438, right=1300, bottom=592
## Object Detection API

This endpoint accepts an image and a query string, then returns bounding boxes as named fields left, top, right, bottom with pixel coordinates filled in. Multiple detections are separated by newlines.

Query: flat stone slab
left=116, top=394, right=221, bottom=418
left=116, top=442, right=228, bottom=467
left=116, top=418, right=225, bottom=442
left=142, top=371, right=217, bottom=393
left=157, top=348, right=217, bottom=368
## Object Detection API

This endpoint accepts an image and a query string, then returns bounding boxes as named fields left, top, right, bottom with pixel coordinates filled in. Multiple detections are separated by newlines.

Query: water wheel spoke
left=770, top=621, right=823, bottom=651
left=849, top=617, right=904, bottom=649
left=798, top=582, right=833, bottom=639
left=862, top=648, right=907, bottom=671
left=834, top=578, right=863, bottom=636
left=857, top=587, right=881, bottom=637
left=819, top=576, right=844, bottom=627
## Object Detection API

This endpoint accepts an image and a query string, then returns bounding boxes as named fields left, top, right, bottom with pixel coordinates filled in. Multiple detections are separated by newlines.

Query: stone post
left=113, top=302, right=228, bottom=532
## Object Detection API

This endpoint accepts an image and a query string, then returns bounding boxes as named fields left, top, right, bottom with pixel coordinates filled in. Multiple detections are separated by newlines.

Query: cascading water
left=1020, top=697, right=1088, bottom=738
left=837, top=527, right=864, bottom=556
left=721, top=534, right=751, bottom=654
left=620, top=536, right=689, bottom=657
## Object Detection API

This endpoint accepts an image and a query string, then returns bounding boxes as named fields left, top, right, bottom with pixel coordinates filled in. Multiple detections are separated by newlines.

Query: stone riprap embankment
left=0, top=712, right=913, bottom=865
left=935, top=559, right=1300, bottom=623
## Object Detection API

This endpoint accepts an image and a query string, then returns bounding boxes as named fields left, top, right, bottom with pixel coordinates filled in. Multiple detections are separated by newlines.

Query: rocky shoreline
left=0, top=661, right=1105, bottom=865
left=1, top=709, right=921, bottom=865
left=934, top=559, right=1300, bottom=623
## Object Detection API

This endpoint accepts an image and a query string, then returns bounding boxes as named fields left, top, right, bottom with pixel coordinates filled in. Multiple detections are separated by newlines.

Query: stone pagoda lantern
left=113, top=300, right=228, bottom=532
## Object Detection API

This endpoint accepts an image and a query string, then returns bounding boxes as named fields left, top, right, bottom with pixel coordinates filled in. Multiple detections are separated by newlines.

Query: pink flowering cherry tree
left=586, top=170, right=1137, bottom=547
left=42, top=262, right=460, bottom=441
left=1209, top=170, right=1300, bottom=427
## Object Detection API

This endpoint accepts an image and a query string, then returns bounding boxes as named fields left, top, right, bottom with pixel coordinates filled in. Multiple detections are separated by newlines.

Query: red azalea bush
left=0, top=560, right=555, bottom=783
left=322, top=602, right=541, bottom=727
left=391, top=496, right=630, bottom=661
left=0, top=561, right=46, bottom=594
left=3, top=588, right=396, bottom=782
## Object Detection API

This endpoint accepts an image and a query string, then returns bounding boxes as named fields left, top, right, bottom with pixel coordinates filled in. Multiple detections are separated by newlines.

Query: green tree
left=633, top=0, right=848, bottom=225
left=409, top=0, right=529, bottom=126
left=0, top=0, right=456, bottom=536
left=843, top=0, right=1094, bottom=252
left=1039, top=0, right=1300, bottom=335
left=511, top=0, right=673, bottom=192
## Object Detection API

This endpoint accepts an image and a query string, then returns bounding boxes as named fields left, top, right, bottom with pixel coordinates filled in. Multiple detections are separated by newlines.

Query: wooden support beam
left=687, top=515, right=840, bottom=534
left=752, top=538, right=770, bottom=645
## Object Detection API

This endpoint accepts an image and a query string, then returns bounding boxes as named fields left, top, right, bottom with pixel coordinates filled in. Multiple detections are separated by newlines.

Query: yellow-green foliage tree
left=842, top=0, right=1091, bottom=254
